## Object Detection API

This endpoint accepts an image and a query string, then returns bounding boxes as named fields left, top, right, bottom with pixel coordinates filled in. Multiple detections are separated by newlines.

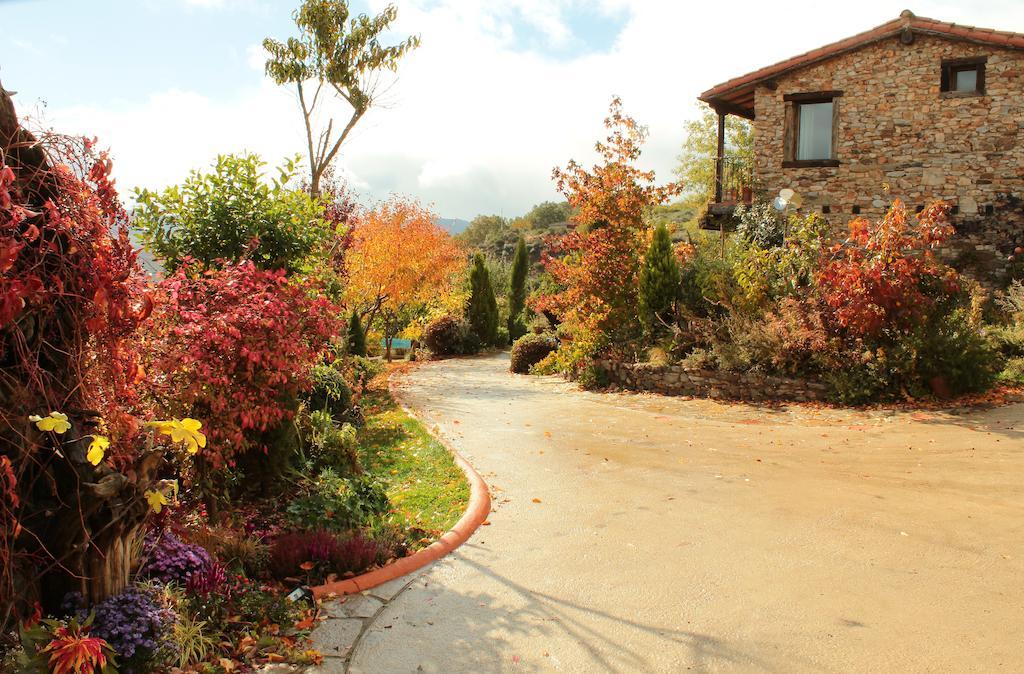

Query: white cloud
left=43, top=0, right=1024, bottom=219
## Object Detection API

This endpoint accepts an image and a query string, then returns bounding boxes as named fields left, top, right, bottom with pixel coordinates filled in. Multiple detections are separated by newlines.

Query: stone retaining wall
left=595, top=360, right=829, bottom=403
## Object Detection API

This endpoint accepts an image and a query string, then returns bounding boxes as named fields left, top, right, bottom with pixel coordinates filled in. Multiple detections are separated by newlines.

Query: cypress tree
left=638, top=223, right=681, bottom=334
left=507, top=236, right=529, bottom=343
left=347, top=308, right=367, bottom=356
left=467, top=253, right=499, bottom=346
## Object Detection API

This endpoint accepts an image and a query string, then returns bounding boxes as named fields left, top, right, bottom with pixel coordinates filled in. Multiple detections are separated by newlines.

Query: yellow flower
left=86, top=436, right=110, bottom=466
left=146, top=418, right=206, bottom=454
left=29, top=412, right=71, bottom=434
left=144, top=489, right=169, bottom=514
left=169, top=418, right=206, bottom=455
left=145, top=420, right=174, bottom=434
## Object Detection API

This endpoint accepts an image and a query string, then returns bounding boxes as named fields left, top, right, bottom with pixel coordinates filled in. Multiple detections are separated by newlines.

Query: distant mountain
left=437, top=217, right=470, bottom=234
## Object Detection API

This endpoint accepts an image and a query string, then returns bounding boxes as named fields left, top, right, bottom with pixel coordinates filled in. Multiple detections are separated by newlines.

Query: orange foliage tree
left=537, top=98, right=682, bottom=369
left=344, top=198, right=466, bottom=358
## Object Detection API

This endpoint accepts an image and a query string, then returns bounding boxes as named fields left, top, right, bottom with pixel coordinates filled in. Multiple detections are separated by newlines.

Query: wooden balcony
left=700, top=155, right=753, bottom=229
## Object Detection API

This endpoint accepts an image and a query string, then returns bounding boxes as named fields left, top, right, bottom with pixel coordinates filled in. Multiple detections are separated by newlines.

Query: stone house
left=698, top=10, right=1024, bottom=281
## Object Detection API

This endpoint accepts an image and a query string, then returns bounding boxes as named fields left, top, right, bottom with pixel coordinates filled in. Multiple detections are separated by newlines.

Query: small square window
left=954, top=68, right=978, bottom=92
left=941, top=58, right=986, bottom=96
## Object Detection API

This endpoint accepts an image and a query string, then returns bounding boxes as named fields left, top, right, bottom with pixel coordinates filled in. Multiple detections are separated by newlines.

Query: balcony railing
left=713, top=155, right=754, bottom=206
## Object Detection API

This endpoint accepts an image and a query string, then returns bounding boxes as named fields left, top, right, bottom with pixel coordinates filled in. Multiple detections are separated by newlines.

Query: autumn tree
left=264, top=0, right=420, bottom=196
left=674, top=104, right=752, bottom=213
left=507, top=236, right=529, bottom=342
left=538, top=98, right=682, bottom=369
left=467, top=253, right=499, bottom=346
left=344, top=198, right=466, bottom=360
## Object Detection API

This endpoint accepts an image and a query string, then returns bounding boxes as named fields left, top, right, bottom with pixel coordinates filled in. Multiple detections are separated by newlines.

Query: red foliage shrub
left=147, top=260, right=343, bottom=468
left=268, top=530, right=382, bottom=579
left=268, top=531, right=334, bottom=578
left=753, top=297, right=831, bottom=375
left=331, top=533, right=382, bottom=574
left=817, top=201, right=959, bottom=338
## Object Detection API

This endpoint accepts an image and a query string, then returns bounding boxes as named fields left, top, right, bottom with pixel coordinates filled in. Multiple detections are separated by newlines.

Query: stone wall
left=594, top=360, right=828, bottom=403
left=751, top=33, right=1024, bottom=283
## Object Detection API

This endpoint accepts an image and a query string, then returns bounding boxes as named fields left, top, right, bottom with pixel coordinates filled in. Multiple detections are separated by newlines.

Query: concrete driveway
left=349, top=352, right=1024, bottom=673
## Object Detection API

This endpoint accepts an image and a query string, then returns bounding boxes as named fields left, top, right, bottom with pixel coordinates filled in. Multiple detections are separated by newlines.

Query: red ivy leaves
left=148, top=260, right=342, bottom=468
left=1, top=143, right=151, bottom=462
left=817, top=200, right=958, bottom=338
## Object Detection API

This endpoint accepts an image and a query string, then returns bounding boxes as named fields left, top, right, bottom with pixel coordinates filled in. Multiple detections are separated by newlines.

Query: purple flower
left=140, top=530, right=212, bottom=584
left=79, top=584, right=174, bottom=672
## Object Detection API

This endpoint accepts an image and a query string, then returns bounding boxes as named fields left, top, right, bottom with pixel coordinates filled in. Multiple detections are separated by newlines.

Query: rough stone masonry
left=751, top=33, right=1024, bottom=283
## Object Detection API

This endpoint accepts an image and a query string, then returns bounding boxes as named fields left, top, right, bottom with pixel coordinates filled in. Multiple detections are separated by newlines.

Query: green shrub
left=133, top=153, right=331, bottom=273
left=215, top=535, right=269, bottom=578
left=507, top=236, right=529, bottom=343
left=349, top=355, right=383, bottom=393
left=305, top=409, right=360, bottom=473
left=679, top=238, right=737, bottom=318
left=638, top=223, right=681, bottom=334
left=995, top=280, right=1024, bottom=318
left=576, top=363, right=611, bottom=389
left=824, top=309, right=997, bottom=403
left=466, top=253, right=499, bottom=346
left=460, top=329, right=482, bottom=355
left=306, top=364, right=353, bottom=419
left=680, top=347, right=715, bottom=370
left=733, top=213, right=828, bottom=311
left=234, top=586, right=301, bottom=627
left=990, top=322, right=1024, bottom=358
left=998, top=357, right=1024, bottom=385
left=735, top=201, right=784, bottom=248
left=510, top=334, right=558, bottom=374
left=423, top=315, right=466, bottom=356
left=915, top=308, right=999, bottom=394
left=348, top=309, right=368, bottom=357
left=286, top=470, right=391, bottom=532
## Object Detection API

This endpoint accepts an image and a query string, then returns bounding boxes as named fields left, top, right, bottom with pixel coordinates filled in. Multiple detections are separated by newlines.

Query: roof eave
left=698, top=13, right=1024, bottom=113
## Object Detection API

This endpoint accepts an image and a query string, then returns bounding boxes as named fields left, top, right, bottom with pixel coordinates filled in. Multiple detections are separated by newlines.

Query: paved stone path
left=307, top=576, right=418, bottom=672
left=317, top=352, right=1024, bottom=673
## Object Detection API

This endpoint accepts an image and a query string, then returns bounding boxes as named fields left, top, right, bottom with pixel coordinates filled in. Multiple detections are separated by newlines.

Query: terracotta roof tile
left=700, top=12, right=1024, bottom=113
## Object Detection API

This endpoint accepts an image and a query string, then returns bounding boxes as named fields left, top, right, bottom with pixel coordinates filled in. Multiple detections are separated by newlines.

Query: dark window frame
left=782, top=91, right=843, bottom=168
left=940, top=56, right=986, bottom=97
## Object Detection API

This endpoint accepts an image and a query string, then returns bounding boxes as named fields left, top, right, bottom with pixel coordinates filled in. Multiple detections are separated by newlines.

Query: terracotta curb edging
left=311, top=377, right=491, bottom=599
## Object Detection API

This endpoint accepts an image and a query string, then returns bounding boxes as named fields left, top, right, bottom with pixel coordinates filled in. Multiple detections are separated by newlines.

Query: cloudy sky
left=2, top=0, right=1023, bottom=220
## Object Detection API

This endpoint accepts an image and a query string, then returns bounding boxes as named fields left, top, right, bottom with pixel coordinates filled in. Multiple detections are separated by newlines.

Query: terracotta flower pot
left=929, top=376, right=952, bottom=399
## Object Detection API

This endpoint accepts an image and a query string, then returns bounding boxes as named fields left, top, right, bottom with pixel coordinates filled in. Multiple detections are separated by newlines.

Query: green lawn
left=358, top=385, right=470, bottom=540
